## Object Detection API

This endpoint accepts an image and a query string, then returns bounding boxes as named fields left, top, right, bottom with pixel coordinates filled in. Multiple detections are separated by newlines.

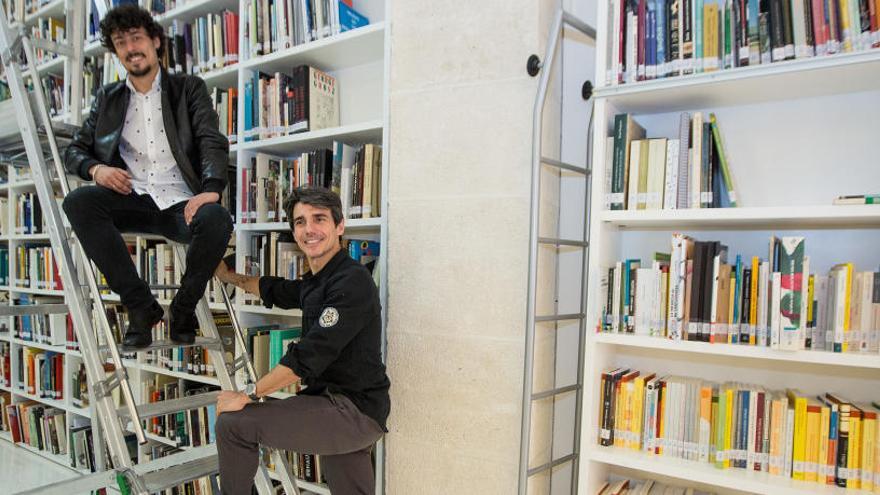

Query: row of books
left=13, top=295, right=66, bottom=344
left=16, top=347, right=63, bottom=399
left=3, top=0, right=55, bottom=21
left=0, top=342, right=9, bottom=388
left=142, top=376, right=218, bottom=448
left=596, top=477, right=715, bottom=495
left=241, top=143, right=383, bottom=225
left=14, top=245, right=63, bottom=291
left=246, top=325, right=302, bottom=382
left=163, top=12, right=240, bottom=77
left=137, top=239, right=234, bottom=305
left=69, top=420, right=100, bottom=473
left=272, top=448, right=327, bottom=485
left=598, top=368, right=880, bottom=490
left=0, top=247, right=8, bottom=286
left=242, top=0, right=370, bottom=59
left=26, top=17, right=65, bottom=67
left=14, top=192, right=45, bottom=234
left=212, top=86, right=238, bottom=143
left=71, top=361, right=88, bottom=408
left=243, top=65, right=339, bottom=141
left=600, top=234, right=880, bottom=353
left=4, top=401, right=68, bottom=454
left=605, top=0, right=880, bottom=87
left=606, top=112, right=737, bottom=211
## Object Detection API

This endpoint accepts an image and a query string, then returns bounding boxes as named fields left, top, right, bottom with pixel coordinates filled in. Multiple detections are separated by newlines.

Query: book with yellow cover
left=749, top=256, right=759, bottom=345
left=818, top=402, right=831, bottom=485
left=849, top=406, right=863, bottom=489
left=805, top=402, right=822, bottom=482
left=788, top=389, right=808, bottom=480
left=857, top=404, right=876, bottom=492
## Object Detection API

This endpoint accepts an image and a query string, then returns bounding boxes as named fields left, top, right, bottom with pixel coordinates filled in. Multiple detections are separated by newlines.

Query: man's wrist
left=88, top=164, right=104, bottom=179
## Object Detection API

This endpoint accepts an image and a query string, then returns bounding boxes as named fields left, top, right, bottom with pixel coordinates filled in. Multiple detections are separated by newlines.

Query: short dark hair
left=283, top=187, right=344, bottom=230
left=100, top=4, right=166, bottom=58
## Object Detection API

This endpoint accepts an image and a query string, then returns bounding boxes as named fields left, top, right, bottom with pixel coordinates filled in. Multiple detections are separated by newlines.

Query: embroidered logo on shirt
left=319, top=307, right=339, bottom=328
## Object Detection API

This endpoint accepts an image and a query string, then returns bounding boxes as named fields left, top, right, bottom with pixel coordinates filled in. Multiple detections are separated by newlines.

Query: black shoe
left=169, top=301, right=198, bottom=344
left=122, top=301, right=163, bottom=348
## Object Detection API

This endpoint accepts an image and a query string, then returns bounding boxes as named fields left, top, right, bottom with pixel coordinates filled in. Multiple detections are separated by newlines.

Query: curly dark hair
left=100, top=4, right=165, bottom=58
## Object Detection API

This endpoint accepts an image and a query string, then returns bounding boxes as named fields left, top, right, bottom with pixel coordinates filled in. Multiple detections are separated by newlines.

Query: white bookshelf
left=577, top=2, right=880, bottom=494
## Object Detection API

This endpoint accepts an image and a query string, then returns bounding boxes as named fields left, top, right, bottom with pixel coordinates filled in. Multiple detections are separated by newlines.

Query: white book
left=771, top=272, right=782, bottom=349
left=663, top=139, right=679, bottom=209
left=859, top=271, right=873, bottom=352
left=627, top=140, right=643, bottom=211
left=690, top=112, right=703, bottom=209
left=813, top=275, right=829, bottom=351
left=604, top=137, right=615, bottom=210
left=783, top=407, right=795, bottom=478
left=747, top=386, right=758, bottom=468
left=635, top=267, right=652, bottom=335
left=646, top=138, right=667, bottom=210
left=757, top=262, right=770, bottom=347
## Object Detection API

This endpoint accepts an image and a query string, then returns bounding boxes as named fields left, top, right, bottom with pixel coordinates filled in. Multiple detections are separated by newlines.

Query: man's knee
left=215, top=412, right=241, bottom=442
left=62, top=186, right=102, bottom=224
left=192, top=203, right=232, bottom=236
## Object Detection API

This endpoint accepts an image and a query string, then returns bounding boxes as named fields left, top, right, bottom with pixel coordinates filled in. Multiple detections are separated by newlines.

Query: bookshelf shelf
left=592, top=333, right=880, bottom=371
left=587, top=447, right=861, bottom=495
left=139, top=363, right=220, bottom=386
left=236, top=216, right=382, bottom=233
left=0, top=430, right=11, bottom=442
left=230, top=120, right=383, bottom=155
left=200, top=63, right=239, bottom=90
left=154, top=0, right=240, bottom=27
left=239, top=22, right=385, bottom=73
left=17, top=440, right=91, bottom=475
left=595, top=50, right=880, bottom=114
left=34, top=56, right=64, bottom=76
left=9, top=233, right=51, bottom=240
left=12, top=338, right=72, bottom=354
left=10, top=286, right=64, bottom=296
left=23, top=0, right=65, bottom=25
left=234, top=304, right=301, bottom=317
left=599, top=205, right=880, bottom=230
left=84, top=39, right=105, bottom=57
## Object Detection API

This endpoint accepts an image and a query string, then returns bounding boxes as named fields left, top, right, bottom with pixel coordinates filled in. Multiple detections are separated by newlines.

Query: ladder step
left=118, top=390, right=221, bottom=421
left=96, top=284, right=182, bottom=290
left=131, top=444, right=219, bottom=492
left=527, top=453, right=578, bottom=477
left=108, top=336, right=223, bottom=353
left=0, top=303, right=67, bottom=316
left=531, top=383, right=580, bottom=401
left=537, top=237, right=588, bottom=247
left=540, top=156, right=589, bottom=174
left=534, top=313, right=585, bottom=322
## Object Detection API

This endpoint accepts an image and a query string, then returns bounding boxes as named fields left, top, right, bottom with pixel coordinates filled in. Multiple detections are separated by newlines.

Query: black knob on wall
left=582, top=80, right=593, bottom=100
left=527, top=54, right=542, bottom=77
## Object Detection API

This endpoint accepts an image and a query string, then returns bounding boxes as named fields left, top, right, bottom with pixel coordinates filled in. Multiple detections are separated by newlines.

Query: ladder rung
left=527, top=453, right=578, bottom=477
left=541, top=156, right=589, bottom=174
left=531, top=384, right=580, bottom=401
left=13, top=470, right=117, bottom=495
left=108, top=336, right=223, bottom=353
left=0, top=303, right=67, bottom=316
left=537, top=237, right=588, bottom=247
left=118, top=390, right=221, bottom=421
left=534, top=313, right=585, bottom=322
left=96, top=284, right=182, bottom=290
left=135, top=445, right=219, bottom=492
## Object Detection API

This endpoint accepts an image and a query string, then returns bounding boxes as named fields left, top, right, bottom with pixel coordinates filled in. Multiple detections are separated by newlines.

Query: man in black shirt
left=213, top=187, right=390, bottom=494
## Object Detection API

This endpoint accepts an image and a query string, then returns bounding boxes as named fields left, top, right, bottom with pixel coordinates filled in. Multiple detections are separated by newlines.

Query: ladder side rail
left=519, top=10, right=565, bottom=495
left=570, top=102, right=595, bottom=493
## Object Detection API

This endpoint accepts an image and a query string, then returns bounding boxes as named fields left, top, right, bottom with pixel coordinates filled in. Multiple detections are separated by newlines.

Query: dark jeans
left=215, top=391, right=384, bottom=495
left=62, top=185, right=233, bottom=314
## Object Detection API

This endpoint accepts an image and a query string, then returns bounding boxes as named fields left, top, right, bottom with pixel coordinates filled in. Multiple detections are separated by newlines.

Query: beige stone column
left=385, top=1, right=563, bottom=493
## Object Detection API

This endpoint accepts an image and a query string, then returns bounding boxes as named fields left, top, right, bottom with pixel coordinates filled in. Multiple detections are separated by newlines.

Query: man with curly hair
left=63, top=4, right=232, bottom=348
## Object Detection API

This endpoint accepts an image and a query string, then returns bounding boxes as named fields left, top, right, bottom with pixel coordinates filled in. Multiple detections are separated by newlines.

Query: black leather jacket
left=64, top=69, right=228, bottom=197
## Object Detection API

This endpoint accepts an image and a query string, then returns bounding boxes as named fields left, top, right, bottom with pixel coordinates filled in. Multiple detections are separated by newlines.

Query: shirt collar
left=125, top=69, right=161, bottom=96
left=305, top=248, right=348, bottom=281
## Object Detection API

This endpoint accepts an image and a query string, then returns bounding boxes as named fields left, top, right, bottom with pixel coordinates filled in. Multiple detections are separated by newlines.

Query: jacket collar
left=304, top=248, right=349, bottom=281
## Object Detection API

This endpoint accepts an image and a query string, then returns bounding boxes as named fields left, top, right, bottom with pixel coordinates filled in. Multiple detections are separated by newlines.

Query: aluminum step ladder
left=518, top=9, right=596, bottom=495
left=1, top=5, right=301, bottom=494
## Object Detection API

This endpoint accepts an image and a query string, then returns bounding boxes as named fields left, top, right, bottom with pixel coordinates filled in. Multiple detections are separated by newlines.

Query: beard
left=125, top=53, right=155, bottom=77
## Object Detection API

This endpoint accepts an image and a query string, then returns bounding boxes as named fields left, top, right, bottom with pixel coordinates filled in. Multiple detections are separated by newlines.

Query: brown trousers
left=215, top=391, right=384, bottom=494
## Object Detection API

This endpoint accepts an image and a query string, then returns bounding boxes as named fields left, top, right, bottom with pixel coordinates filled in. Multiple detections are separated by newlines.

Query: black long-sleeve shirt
left=258, top=249, right=390, bottom=431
